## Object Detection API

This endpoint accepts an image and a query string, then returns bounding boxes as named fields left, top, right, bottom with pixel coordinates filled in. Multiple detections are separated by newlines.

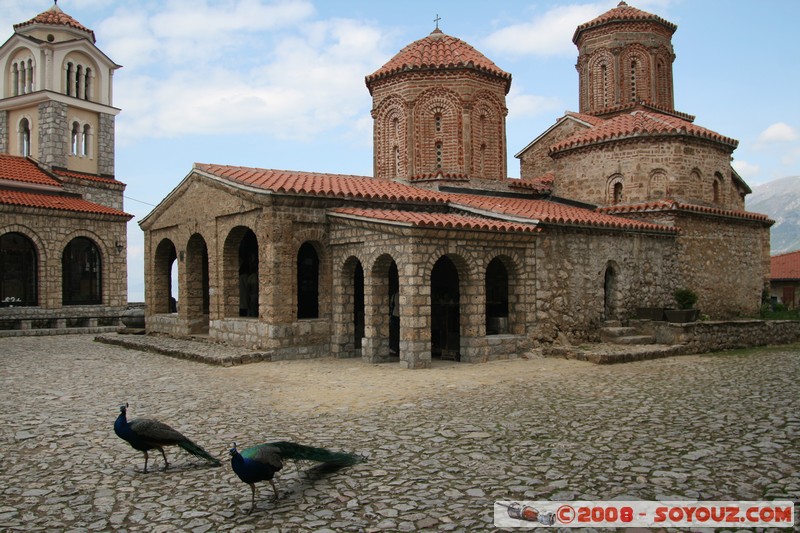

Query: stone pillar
left=0, top=110, right=7, bottom=153
left=97, top=113, right=115, bottom=176
left=37, top=101, right=68, bottom=169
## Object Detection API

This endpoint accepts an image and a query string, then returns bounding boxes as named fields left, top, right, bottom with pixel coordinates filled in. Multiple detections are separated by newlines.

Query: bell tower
left=0, top=2, right=121, bottom=176
left=573, top=1, right=677, bottom=116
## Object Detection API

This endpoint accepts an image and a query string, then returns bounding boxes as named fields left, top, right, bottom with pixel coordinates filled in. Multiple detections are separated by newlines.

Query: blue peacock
left=114, top=404, right=221, bottom=473
left=229, top=440, right=363, bottom=514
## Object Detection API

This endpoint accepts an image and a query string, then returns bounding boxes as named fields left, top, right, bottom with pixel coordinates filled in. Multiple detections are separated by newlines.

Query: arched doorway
left=297, top=242, right=319, bottom=319
left=431, top=256, right=460, bottom=360
left=62, top=236, right=101, bottom=305
left=485, top=258, right=509, bottom=334
left=0, top=232, right=38, bottom=306
left=604, top=263, right=619, bottom=321
left=153, top=239, right=177, bottom=314
left=238, top=230, right=259, bottom=317
left=186, top=234, right=210, bottom=333
left=388, top=261, right=399, bottom=357
left=354, top=261, right=365, bottom=350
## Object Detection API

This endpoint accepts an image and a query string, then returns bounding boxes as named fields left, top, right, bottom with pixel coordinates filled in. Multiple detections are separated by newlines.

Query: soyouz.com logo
left=494, top=500, right=795, bottom=528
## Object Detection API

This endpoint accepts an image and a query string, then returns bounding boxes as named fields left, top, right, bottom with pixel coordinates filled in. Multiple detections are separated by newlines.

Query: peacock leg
left=158, top=447, right=170, bottom=471
left=142, top=450, right=149, bottom=473
left=247, top=483, right=256, bottom=515
left=270, top=479, right=279, bottom=500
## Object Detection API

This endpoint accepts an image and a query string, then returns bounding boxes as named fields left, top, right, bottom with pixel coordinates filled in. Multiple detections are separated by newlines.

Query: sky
left=2, top=0, right=799, bottom=301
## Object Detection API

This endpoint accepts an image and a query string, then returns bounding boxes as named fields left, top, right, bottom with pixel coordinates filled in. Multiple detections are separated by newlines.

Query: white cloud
left=481, top=2, right=608, bottom=57
left=731, top=159, right=761, bottom=180
left=506, top=87, right=563, bottom=120
left=115, top=16, right=388, bottom=142
left=757, top=122, right=800, bottom=144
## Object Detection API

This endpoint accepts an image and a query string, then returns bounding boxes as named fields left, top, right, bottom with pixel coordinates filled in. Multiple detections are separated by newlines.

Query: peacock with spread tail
left=114, top=404, right=221, bottom=473
left=229, top=441, right=363, bottom=514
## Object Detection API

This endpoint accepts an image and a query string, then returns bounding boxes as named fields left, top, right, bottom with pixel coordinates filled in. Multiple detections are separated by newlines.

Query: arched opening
left=297, top=242, right=319, bottom=319
left=19, top=118, right=30, bottom=156
left=354, top=261, right=365, bottom=350
left=153, top=239, right=177, bottom=314
left=485, top=258, right=509, bottom=335
left=388, top=261, right=400, bottom=357
left=604, top=263, right=619, bottom=321
left=0, top=232, right=38, bottom=307
left=186, top=234, right=210, bottom=332
left=238, top=229, right=259, bottom=317
left=431, top=256, right=460, bottom=360
left=62, top=237, right=101, bottom=305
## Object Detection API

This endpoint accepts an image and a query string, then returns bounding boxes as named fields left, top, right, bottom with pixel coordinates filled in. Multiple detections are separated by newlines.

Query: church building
left=140, top=2, right=771, bottom=368
left=0, top=3, right=131, bottom=332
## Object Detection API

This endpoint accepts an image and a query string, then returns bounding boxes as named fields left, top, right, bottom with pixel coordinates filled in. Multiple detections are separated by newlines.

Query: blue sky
left=2, top=0, right=799, bottom=301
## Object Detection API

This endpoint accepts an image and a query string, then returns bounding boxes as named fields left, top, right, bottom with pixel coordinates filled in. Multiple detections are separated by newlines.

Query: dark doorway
left=0, top=232, right=37, bottom=307
left=388, top=261, right=399, bottom=356
left=485, top=258, right=509, bottom=334
left=62, top=237, right=101, bottom=305
left=431, top=256, right=460, bottom=360
left=238, top=230, right=258, bottom=317
left=354, top=261, right=364, bottom=349
left=604, top=264, right=617, bottom=320
left=297, top=242, right=319, bottom=319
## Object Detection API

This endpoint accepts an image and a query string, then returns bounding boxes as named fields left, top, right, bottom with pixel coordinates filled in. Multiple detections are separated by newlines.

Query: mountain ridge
left=747, top=175, right=800, bottom=254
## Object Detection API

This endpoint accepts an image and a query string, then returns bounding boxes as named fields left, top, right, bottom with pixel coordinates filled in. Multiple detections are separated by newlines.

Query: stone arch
left=430, top=254, right=470, bottom=360
left=0, top=230, right=40, bottom=307
left=607, top=174, right=625, bottom=205
left=484, top=252, right=525, bottom=336
left=620, top=44, right=651, bottom=103
left=471, top=92, right=504, bottom=179
left=222, top=226, right=257, bottom=318
left=413, top=87, right=463, bottom=174
left=603, top=260, right=621, bottom=321
left=649, top=168, right=667, bottom=199
left=374, top=94, right=407, bottom=179
left=336, top=255, right=365, bottom=356
left=184, top=233, right=210, bottom=332
left=587, top=49, right=615, bottom=110
left=364, top=253, right=400, bottom=363
left=297, top=241, right=320, bottom=319
left=153, top=238, right=177, bottom=314
left=61, top=231, right=107, bottom=306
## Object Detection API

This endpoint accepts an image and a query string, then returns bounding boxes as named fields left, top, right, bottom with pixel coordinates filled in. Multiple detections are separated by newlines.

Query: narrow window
left=630, top=60, right=637, bottom=102
left=435, top=142, right=442, bottom=169
left=66, top=63, right=73, bottom=97
left=84, top=68, right=91, bottom=101
left=434, top=113, right=442, bottom=132
left=601, top=64, right=608, bottom=106
left=485, top=258, right=509, bottom=335
left=26, top=59, right=34, bottom=92
left=613, top=182, right=623, bottom=204
left=19, top=118, right=30, bottom=156
left=393, top=145, right=400, bottom=177
left=297, top=242, right=319, bottom=319
left=12, top=64, right=19, bottom=96
left=71, top=122, right=80, bottom=155
left=81, top=124, right=90, bottom=156
left=75, top=65, right=82, bottom=99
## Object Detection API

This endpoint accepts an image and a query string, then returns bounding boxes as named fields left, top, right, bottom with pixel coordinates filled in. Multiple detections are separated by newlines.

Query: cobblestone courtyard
left=1, top=335, right=798, bottom=531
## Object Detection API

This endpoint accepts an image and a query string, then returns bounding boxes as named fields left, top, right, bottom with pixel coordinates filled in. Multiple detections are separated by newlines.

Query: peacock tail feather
left=178, top=438, right=221, bottom=465
left=244, top=441, right=363, bottom=467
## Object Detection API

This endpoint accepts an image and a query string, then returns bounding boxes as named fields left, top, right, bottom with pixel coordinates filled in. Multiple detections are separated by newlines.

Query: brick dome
left=573, top=1, right=675, bottom=45
left=366, top=28, right=511, bottom=93
left=14, top=3, right=95, bottom=43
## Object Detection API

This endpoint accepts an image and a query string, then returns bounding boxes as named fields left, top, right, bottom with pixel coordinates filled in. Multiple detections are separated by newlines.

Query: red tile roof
left=573, top=1, right=676, bottom=44
left=52, top=168, right=121, bottom=184
left=771, top=250, right=800, bottom=280
left=550, top=109, right=738, bottom=153
left=599, top=200, right=773, bottom=223
left=0, top=154, right=62, bottom=187
left=0, top=188, right=130, bottom=217
left=450, top=194, right=677, bottom=233
left=14, top=4, right=95, bottom=42
left=366, top=29, right=511, bottom=92
left=507, top=173, right=554, bottom=194
left=194, top=163, right=449, bottom=204
left=330, top=208, right=539, bottom=234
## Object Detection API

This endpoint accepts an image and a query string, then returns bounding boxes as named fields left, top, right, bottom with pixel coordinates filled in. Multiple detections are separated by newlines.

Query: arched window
left=12, top=63, right=19, bottom=96
left=19, top=118, right=31, bottom=156
left=66, top=62, right=73, bottom=97
left=297, top=242, right=319, bottom=319
left=630, top=60, right=637, bottom=102
left=434, top=113, right=442, bottom=132
left=485, top=258, right=509, bottom=335
left=84, top=68, right=92, bottom=101
left=238, top=230, right=258, bottom=317
left=82, top=124, right=91, bottom=156
left=1, top=232, right=38, bottom=307
left=71, top=121, right=80, bottom=155
left=607, top=175, right=624, bottom=205
left=435, top=142, right=443, bottom=169
left=601, top=64, right=608, bottom=107
left=62, top=237, right=101, bottom=305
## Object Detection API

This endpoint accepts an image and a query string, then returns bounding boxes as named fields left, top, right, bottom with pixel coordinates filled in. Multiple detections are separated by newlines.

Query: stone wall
left=517, top=117, right=589, bottom=180
left=653, top=319, right=800, bottom=354
left=37, top=101, right=68, bottom=169
left=532, top=227, right=678, bottom=343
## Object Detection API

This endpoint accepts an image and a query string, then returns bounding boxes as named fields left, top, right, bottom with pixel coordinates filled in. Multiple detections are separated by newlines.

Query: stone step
left=600, top=326, right=637, bottom=341
left=613, top=335, right=656, bottom=345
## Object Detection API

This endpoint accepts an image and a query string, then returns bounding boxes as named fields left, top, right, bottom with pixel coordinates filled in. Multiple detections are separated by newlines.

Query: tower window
left=434, top=113, right=442, bottom=132
left=435, top=142, right=442, bottom=169
left=19, top=118, right=31, bottom=156
left=71, top=122, right=80, bottom=155
left=613, top=182, right=623, bottom=204
left=630, top=60, right=637, bottom=102
left=601, top=64, right=608, bottom=106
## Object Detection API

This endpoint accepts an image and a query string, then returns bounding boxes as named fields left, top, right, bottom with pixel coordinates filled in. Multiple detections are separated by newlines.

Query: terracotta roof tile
left=771, top=250, right=800, bottom=280
left=52, top=168, right=121, bottom=184
left=450, top=194, right=677, bottom=233
left=330, top=208, right=539, bottom=234
left=14, top=4, right=95, bottom=42
left=551, top=109, right=738, bottom=153
left=366, top=29, right=511, bottom=91
left=573, top=1, right=676, bottom=44
left=194, top=163, right=449, bottom=204
left=0, top=188, right=130, bottom=217
left=599, top=200, right=773, bottom=223
left=0, top=154, right=62, bottom=187
left=507, top=173, right=554, bottom=193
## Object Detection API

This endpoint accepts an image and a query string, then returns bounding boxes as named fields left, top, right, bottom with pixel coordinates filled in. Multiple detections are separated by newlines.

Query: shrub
left=673, top=288, right=698, bottom=310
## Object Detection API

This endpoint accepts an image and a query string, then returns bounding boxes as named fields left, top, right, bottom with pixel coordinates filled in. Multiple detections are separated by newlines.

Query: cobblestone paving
left=1, top=335, right=798, bottom=532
